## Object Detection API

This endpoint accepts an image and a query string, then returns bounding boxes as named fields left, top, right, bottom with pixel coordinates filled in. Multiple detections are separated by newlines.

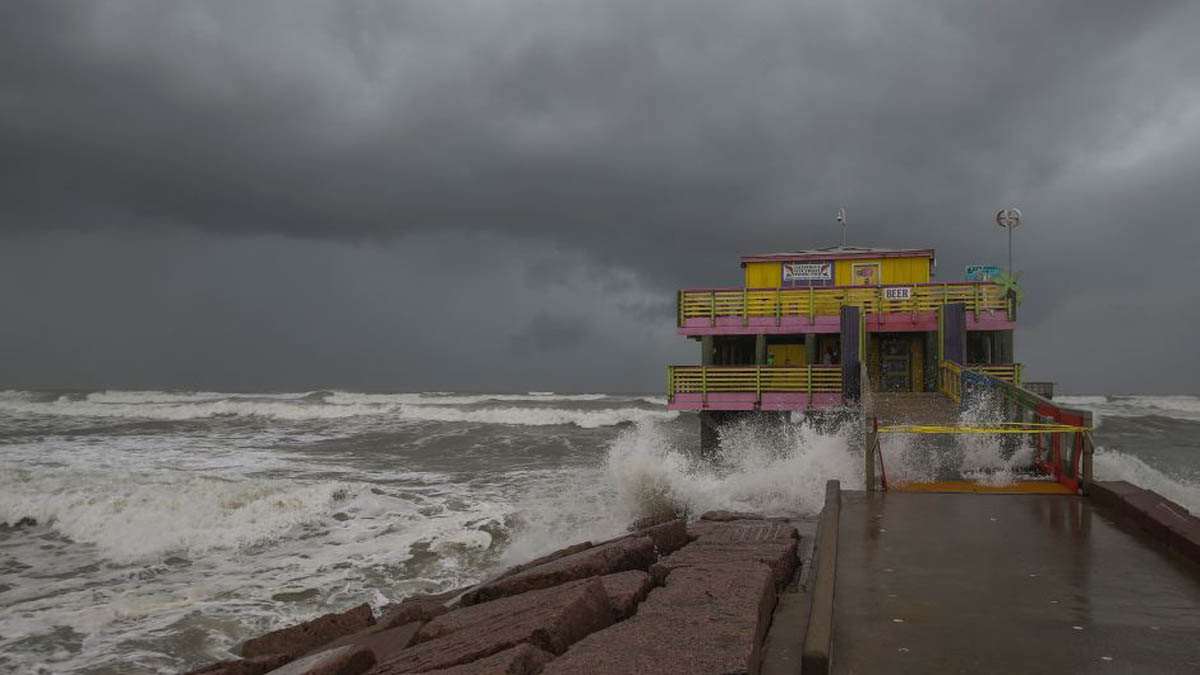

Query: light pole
left=995, top=208, right=1022, bottom=277
left=836, top=208, right=847, bottom=247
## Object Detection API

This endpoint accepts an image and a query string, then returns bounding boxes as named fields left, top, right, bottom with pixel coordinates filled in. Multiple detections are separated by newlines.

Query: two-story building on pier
left=667, top=246, right=1019, bottom=449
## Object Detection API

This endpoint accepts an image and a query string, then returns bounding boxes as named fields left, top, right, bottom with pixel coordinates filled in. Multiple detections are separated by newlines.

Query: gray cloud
left=509, top=312, right=590, bottom=356
left=2, top=1, right=1199, bottom=392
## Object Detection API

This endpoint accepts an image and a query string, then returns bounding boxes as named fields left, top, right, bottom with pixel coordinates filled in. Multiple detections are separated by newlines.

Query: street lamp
left=995, top=208, right=1022, bottom=277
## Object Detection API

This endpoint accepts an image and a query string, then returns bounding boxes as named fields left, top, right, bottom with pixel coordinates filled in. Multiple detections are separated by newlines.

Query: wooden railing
left=678, top=282, right=1011, bottom=325
left=968, top=363, right=1022, bottom=385
left=937, top=360, right=1093, bottom=493
left=938, top=361, right=964, bottom=405
left=667, top=365, right=842, bottom=400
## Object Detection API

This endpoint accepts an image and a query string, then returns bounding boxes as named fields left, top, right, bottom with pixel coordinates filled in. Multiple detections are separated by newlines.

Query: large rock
left=541, top=562, right=777, bottom=674
left=307, top=621, right=424, bottom=664
left=372, top=578, right=611, bottom=673
left=494, top=542, right=593, bottom=580
left=635, top=519, right=690, bottom=556
left=377, top=591, right=458, bottom=629
left=699, top=510, right=764, bottom=522
left=461, top=537, right=656, bottom=605
left=242, top=604, right=376, bottom=661
left=183, top=654, right=291, bottom=675
left=654, top=521, right=799, bottom=587
left=265, top=645, right=375, bottom=675
left=599, top=570, right=654, bottom=620
left=418, top=644, right=554, bottom=675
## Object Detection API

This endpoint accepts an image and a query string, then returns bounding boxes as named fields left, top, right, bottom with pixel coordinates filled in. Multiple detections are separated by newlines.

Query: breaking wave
left=394, top=404, right=676, bottom=428
left=0, top=468, right=361, bottom=562
left=0, top=390, right=670, bottom=427
left=1056, top=394, right=1200, bottom=423
left=604, top=418, right=863, bottom=519
left=1094, top=448, right=1200, bottom=515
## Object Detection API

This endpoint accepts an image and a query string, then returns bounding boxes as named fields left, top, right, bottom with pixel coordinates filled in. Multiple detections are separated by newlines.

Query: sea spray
left=1094, top=447, right=1200, bottom=514
left=605, top=416, right=863, bottom=519
left=879, top=390, right=1035, bottom=486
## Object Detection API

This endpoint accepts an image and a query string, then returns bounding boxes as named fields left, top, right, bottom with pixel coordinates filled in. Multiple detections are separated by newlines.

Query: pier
left=831, top=490, right=1200, bottom=673
left=183, top=245, right=1200, bottom=675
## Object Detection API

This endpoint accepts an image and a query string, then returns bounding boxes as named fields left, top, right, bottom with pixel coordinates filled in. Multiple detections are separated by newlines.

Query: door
left=852, top=262, right=882, bottom=285
left=881, top=338, right=911, bottom=391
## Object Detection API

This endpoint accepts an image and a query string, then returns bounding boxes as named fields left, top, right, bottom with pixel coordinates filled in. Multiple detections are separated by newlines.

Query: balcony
left=677, top=282, right=1014, bottom=335
left=667, top=365, right=843, bottom=411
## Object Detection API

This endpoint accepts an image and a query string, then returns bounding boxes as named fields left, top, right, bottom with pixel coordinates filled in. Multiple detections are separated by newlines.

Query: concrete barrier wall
left=1088, top=481, right=1200, bottom=563
left=802, top=480, right=841, bottom=674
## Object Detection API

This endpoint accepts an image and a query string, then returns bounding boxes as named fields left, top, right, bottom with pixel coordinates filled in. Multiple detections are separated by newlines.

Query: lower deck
left=833, top=492, right=1200, bottom=674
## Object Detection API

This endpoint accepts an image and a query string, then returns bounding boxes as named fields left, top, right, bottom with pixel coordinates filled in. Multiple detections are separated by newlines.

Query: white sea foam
left=1054, top=394, right=1200, bottom=422
left=394, top=404, right=677, bottom=428
left=0, top=390, right=667, bottom=427
left=0, top=468, right=360, bottom=561
left=328, top=392, right=613, bottom=406
left=1094, top=448, right=1200, bottom=515
left=603, top=418, right=862, bottom=519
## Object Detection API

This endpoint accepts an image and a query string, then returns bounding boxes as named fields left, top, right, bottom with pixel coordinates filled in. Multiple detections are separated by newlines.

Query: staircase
left=872, top=392, right=960, bottom=426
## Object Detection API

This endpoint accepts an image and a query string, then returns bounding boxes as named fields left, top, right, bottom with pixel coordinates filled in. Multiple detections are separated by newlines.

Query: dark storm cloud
left=509, top=312, right=590, bottom=356
left=2, top=1, right=1199, bottom=391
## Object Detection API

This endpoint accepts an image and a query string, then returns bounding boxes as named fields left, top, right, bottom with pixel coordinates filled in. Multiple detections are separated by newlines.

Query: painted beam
left=679, top=311, right=1013, bottom=337
left=667, top=392, right=844, bottom=411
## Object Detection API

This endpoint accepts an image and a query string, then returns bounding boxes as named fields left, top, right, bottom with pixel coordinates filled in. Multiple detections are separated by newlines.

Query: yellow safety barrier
left=679, top=283, right=1010, bottom=324
left=879, top=422, right=1092, bottom=435
left=667, top=365, right=842, bottom=399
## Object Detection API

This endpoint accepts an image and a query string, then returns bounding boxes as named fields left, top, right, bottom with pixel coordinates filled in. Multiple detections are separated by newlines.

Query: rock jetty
left=185, top=513, right=815, bottom=675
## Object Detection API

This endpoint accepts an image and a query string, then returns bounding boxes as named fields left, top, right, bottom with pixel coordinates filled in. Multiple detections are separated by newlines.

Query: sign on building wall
left=782, top=262, right=832, bottom=286
left=883, top=287, right=912, bottom=300
left=966, top=265, right=1002, bottom=281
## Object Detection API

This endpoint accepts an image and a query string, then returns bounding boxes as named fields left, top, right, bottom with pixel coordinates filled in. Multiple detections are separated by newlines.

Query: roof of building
left=740, top=246, right=935, bottom=264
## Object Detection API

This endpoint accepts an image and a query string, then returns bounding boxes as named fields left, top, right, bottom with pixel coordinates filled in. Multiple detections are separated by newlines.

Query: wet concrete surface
left=834, top=492, right=1200, bottom=674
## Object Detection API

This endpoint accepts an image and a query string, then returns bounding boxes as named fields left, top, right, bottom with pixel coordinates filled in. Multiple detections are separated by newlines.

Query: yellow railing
left=969, top=363, right=1022, bottom=386
left=667, top=365, right=842, bottom=401
left=939, top=361, right=963, bottom=405
left=678, top=283, right=1010, bottom=325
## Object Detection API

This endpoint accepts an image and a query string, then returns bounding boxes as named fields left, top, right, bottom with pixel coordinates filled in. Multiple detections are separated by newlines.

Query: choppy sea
left=0, top=389, right=1196, bottom=673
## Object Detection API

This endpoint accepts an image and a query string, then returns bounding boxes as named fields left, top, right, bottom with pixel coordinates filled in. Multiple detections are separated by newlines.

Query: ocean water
left=0, top=389, right=1196, bottom=673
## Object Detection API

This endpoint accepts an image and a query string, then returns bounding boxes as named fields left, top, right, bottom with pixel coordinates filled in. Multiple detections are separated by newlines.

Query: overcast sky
left=2, top=1, right=1198, bottom=393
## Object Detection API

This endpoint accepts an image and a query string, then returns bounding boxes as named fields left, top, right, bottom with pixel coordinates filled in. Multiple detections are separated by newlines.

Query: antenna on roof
left=836, top=208, right=847, bottom=247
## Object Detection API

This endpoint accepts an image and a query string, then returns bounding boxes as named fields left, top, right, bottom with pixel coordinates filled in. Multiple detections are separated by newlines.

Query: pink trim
left=679, top=315, right=842, bottom=335
left=739, top=249, right=935, bottom=264
left=682, top=280, right=997, bottom=293
left=668, top=392, right=844, bottom=412
left=965, top=312, right=1015, bottom=331
left=678, top=311, right=1014, bottom=336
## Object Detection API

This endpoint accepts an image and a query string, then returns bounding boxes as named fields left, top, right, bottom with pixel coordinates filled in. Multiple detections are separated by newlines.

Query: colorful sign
left=966, top=265, right=1003, bottom=281
left=883, top=287, right=912, bottom=300
left=783, top=262, right=832, bottom=283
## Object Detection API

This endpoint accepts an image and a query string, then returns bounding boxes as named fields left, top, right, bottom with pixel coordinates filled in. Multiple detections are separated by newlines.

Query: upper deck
left=678, top=246, right=1015, bottom=336
left=677, top=281, right=1013, bottom=335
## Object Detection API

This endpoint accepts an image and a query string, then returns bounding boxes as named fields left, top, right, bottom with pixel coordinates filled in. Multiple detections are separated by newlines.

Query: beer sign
left=883, top=287, right=913, bottom=301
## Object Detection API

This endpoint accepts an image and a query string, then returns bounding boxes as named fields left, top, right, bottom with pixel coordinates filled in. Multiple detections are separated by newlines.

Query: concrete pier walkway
left=833, top=491, right=1200, bottom=674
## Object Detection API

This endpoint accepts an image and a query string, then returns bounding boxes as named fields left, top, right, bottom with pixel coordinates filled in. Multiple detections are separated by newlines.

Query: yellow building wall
left=834, top=256, right=931, bottom=286
left=744, top=262, right=782, bottom=288
left=766, top=343, right=806, bottom=366
left=746, top=255, right=931, bottom=288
